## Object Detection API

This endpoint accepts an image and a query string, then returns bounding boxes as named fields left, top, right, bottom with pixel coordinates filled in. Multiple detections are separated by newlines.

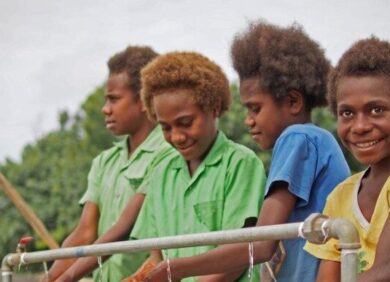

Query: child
left=124, top=51, right=267, bottom=282
left=142, top=21, right=350, bottom=282
left=46, top=46, right=174, bottom=282
left=305, top=37, right=390, bottom=281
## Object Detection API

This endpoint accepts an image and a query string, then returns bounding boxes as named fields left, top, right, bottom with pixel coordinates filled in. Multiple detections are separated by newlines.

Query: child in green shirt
left=125, top=51, right=266, bottom=282
left=47, top=46, right=173, bottom=282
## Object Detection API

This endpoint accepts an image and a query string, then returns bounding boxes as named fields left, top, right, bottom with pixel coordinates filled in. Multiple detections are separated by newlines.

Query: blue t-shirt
left=264, top=124, right=350, bottom=282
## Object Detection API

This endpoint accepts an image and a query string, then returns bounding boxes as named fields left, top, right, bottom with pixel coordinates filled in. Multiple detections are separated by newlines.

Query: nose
left=170, top=129, right=186, bottom=145
left=102, top=102, right=111, bottom=116
left=245, top=115, right=255, bottom=128
left=352, top=113, right=372, bottom=135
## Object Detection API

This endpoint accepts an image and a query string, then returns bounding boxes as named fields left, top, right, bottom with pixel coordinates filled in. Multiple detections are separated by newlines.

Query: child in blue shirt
left=143, top=21, right=350, bottom=282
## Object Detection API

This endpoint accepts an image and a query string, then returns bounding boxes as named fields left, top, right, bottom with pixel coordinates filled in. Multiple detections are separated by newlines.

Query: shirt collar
left=113, top=126, right=166, bottom=152
left=171, top=131, right=227, bottom=169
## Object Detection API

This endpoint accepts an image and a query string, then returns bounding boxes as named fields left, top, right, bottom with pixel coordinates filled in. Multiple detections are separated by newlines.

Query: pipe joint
left=301, top=213, right=330, bottom=244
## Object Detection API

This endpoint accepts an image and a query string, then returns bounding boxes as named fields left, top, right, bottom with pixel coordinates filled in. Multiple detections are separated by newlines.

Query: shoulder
left=91, top=142, right=122, bottom=166
left=280, top=124, right=334, bottom=142
left=148, top=149, right=181, bottom=174
left=149, top=145, right=178, bottom=168
left=223, top=136, right=259, bottom=161
left=277, top=124, right=342, bottom=156
left=328, top=172, right=364, bottom=200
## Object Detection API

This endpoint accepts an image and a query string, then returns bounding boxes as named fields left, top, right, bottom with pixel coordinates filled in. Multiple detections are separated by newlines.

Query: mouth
left=250, top=131, right=262, bottom=138
left=105, top=120, right=115, bottom=128
left=176, top=143, right=195, bottom=154
left=352, top=138, right=383, bottom=149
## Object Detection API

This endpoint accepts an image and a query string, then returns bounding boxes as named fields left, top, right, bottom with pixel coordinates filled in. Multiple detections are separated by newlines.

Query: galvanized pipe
left=1, top=254, right=13, bottom=282
left=1, top=214, right=360, bottom=282
left=327, top=218, right=361, bottom=282
left=2, top=222, right=301, bottom=266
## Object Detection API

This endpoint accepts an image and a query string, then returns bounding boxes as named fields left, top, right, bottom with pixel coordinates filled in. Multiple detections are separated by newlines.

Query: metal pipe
left=1, top=214, right=360, bottom=282
left=327, top=218, right=361, bottom=282
left=2, top=222, right=301, bottom=265
left=1, top=254, right=14, bottom=282
left=301, top=214, right=360, bottom=282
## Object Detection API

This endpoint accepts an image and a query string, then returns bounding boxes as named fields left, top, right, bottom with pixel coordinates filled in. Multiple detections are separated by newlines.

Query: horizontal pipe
left=3, top=222, right=301, bottom=266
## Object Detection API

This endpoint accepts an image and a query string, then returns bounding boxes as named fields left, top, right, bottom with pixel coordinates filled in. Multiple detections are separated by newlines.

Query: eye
left=371, top=106, right=383, bottom=115
left=247, top=105, right=260, bottom=115
left=106, top=95, right=118, bottom=102
left=178, top=118, right=193, bottom=128
left=160, top=124, right=171, bottom=132
left=338, top=109, right=353, bottom=119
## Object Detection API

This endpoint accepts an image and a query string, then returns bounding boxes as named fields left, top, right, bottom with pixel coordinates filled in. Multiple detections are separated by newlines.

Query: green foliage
left=0, top=86, right=114, bottom=258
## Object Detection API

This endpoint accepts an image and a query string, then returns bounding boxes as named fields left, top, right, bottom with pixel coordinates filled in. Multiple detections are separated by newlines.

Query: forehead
left=153, top=89, right=204, bottom=120
left=106, top=72, right=130, bottom=90
left=239, top=77, right=275, bottom=103
left=337, top=76, right=390, bottom=102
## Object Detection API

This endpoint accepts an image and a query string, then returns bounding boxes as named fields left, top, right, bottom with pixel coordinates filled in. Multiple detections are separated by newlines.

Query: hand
left=121, top=260, right=159, bottom=282
left=143, top=261, right=181, bottom=282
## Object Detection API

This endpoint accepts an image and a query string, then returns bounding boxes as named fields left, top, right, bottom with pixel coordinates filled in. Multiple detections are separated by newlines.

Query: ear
left=212, top=107, right=220, bottom=118
left=286, top=90, right=304, bottom=115
left=138, top=99, right=147, bottom=113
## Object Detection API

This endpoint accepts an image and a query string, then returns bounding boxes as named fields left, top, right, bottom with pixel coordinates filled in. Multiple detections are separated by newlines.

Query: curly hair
left=141, top=51, right=231, bottom=121
left=231, top=21, right=330, bottom=111
left=328, top=37, right=390, bottom=114
left=107, top=45, right=158, bottom=98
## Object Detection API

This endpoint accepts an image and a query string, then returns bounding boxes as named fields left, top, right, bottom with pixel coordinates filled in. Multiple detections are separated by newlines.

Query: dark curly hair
left=141, top=51, right=231, bottom=121
left=328, top=37, right=390, bottom=114
left=107, top=45, right=158, bottom=99
left=231, top=21, right=330, bottom=111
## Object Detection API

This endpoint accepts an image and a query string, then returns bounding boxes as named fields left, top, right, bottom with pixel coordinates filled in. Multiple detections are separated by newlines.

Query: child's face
left=240, top=78, right=293, bottom=150
left=153, top=89, right=218, bottom=162
left=337, top=76, right=390, bottom=167
left=102, top=72, right=144, bottom=136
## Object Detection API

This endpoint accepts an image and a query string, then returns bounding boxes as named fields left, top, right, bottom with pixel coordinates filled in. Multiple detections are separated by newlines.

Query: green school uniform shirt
left=79, top=126, right=174, bottom=282
left=132, top=131, right=266, bottom=282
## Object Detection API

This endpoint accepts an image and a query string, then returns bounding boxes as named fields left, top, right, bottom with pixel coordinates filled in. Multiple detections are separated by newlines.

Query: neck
left=369, top=158, right=390, bottom=183
left=128, top=120, right=156, bottom=156
left=187, top=130, right=218, bottom=176
left=295, top=110, right=312, bottom=124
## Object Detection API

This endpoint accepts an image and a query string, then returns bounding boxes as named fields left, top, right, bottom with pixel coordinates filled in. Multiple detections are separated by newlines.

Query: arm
left=55, top=193, right=145, bottom=282
left=316, top=260, right=340, bottom=282
left=45, top=202, right=99, bottom=281
left=143, top=183, right=297, bottom=281
left=358, top=214, right=390, bottom=282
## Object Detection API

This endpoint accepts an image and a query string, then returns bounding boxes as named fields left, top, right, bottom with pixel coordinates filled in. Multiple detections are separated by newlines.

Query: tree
left=0, top=86, right=114, bottom=258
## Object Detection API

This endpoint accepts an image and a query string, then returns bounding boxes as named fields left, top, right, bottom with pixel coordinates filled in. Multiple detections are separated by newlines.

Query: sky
left=1, top=0, right=389, bottom=163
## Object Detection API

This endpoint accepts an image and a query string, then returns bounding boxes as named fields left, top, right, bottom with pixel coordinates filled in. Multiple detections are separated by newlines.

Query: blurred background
left=0, top=0, right=389, bottom=277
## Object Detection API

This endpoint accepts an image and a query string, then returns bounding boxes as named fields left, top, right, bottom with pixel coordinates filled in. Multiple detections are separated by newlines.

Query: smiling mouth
left=354, top=138, right=383, bottom=148
left=176, top=144, right=195, bottom=152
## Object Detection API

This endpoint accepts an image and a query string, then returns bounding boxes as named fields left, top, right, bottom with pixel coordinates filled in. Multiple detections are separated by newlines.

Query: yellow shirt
left=304, top=171, right=390, bottom=273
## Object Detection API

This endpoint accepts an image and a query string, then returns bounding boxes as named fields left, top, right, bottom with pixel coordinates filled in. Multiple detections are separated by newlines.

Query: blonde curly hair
left=140, top=51, right=231, bottom=121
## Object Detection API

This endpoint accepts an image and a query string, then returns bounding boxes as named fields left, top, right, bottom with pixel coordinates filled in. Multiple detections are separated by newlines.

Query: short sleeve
left=267, top=133, right=317, bottom=207
left=79, top=156, right=102, bottom=205
left=131, top=191, right=158, bottom=240
left=304, top=195, right=341, bottom=261
left=222, top=155, right=266, bottom=230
